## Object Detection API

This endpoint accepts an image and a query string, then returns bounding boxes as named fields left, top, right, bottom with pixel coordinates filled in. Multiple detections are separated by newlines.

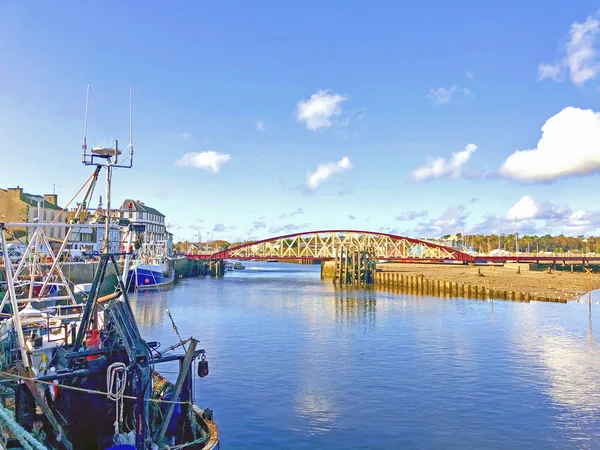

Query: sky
left=2, top=1, right=600, bottom=241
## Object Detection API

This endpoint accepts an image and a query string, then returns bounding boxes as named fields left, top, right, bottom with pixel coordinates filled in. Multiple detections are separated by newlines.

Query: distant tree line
left=451, top=233, right=600, bottom=253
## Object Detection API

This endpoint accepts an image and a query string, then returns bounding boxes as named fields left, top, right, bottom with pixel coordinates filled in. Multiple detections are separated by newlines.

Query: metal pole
left=1, top=228, right=29, bottom=367
left=28, top=201, right=43, bottom=300
left=38, top=166, right=100, bottom=295
left=104, top=163, right=112, bottom=254
left=0, top=229, right=39, bottom=312
left=121, top=226, right=135, bottom=291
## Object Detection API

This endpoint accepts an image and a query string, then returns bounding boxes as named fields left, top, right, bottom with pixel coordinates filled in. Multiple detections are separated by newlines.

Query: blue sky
left=2, top=1, right=600, bottom=241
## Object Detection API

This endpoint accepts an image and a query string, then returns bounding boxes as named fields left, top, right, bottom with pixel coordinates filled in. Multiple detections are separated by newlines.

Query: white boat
left=234, top=262, right=246, bottom=270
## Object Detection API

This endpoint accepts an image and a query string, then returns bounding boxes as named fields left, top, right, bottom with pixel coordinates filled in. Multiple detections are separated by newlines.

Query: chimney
left=44, top=194, right=58, bottom=206
left=8, top=186, right=23, bottom=199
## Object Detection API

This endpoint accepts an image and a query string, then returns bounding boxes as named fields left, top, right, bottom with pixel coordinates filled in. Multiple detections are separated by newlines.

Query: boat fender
left=197, top=353, right=209, bottom=378
left=47, top=367, right=59, bottom=401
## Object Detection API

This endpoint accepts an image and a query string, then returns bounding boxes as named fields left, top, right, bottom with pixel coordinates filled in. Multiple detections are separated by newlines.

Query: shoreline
left=377, top=262, right=600, bottom=302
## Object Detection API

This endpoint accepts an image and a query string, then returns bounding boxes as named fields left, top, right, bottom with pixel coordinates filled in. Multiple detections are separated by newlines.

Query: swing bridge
left=186, top=229, right=600, bottom=264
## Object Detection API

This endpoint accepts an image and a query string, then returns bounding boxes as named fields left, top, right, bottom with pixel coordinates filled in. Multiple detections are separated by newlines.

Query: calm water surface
left=131, top=262, right=600, bottom=449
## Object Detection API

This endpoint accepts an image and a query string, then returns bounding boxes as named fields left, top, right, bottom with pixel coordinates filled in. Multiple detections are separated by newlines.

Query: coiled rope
left=106, top=362, right=127, bottom=435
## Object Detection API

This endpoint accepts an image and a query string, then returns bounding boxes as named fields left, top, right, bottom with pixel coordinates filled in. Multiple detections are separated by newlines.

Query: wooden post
left=157, top=338, right=198, bottom=443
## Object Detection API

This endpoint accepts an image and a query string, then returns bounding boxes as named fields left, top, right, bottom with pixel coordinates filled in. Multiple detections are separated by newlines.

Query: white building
left=117, top=199, right=169, bottom=248
left=95, top=225, right=121, bottom=253
left=65, top=209, right=122, bottom=254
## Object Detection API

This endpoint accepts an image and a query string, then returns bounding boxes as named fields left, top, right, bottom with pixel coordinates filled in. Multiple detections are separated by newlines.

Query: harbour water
left=131, top=262, right=600, bottom=449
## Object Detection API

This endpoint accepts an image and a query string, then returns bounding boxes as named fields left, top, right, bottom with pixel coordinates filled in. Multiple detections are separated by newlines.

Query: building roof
left=119, top=199, right=165, bottom=217
left=20, top=193, right=62, bottom=210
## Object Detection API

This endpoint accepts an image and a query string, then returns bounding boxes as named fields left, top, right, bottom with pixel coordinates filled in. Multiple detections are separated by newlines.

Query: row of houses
left=0, top=186, right=172, bottom=254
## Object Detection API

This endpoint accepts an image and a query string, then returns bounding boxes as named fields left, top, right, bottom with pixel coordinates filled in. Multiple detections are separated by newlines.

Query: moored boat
left=0, top=88, right=219, bottom=449
left=127, top=242, right=175, bottom=289
left=234, top=261, right=246, bottom=269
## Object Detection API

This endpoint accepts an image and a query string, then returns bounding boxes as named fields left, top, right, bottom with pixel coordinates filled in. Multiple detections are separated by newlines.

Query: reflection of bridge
left=188, top=230, right=473, bottom=262
left=186, top=230, right=600, bottom=264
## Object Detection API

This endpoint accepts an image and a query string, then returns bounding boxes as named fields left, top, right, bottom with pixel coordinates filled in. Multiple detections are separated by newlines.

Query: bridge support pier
left=333, top=245, right=375, bottom=285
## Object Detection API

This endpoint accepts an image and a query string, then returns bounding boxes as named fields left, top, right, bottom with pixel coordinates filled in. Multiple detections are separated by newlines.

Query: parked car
left=83, top=250, right=101, bottom=259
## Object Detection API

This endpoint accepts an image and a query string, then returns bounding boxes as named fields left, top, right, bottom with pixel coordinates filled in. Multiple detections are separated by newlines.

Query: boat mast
left=103, top=143, right=116, bottom=254
left=81, top=85, right=134, bottom=255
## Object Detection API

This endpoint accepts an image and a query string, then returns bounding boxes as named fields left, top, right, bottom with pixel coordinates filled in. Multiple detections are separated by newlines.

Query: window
left=43, top=210, right=47, bottom=221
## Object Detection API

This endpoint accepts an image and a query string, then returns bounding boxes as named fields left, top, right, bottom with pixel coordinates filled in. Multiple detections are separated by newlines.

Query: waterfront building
left=64, top=209, right=121, bottom=253
left=0, top=187, right=66, bottom=247
left=117, top=199, right=170, bottom=248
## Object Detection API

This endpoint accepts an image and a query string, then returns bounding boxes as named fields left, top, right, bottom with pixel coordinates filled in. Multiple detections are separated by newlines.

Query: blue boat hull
left=128, top=266, right=175, bottom=289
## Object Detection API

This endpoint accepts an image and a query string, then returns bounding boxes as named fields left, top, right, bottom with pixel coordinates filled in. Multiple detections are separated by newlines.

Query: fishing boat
left=266, top=259, right=278, bottom=263
left=0, top=87, right=219, bottom=449
left=127, top=241, right=175, bottom=290
left=233, top=262, right=246, bottom=270
left=225, top=261, right=234, bottom=271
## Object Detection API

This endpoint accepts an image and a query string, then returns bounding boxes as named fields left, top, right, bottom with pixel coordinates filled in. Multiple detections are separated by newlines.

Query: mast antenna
left=82, top=83, right=90, bottom=162
left=129, top=85, right=134, bottom=165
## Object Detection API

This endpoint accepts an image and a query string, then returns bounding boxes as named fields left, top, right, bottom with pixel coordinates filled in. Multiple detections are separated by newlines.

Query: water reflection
left=129, top=262, right=600, bottom=449
left=512, top=304, right=600, bottom=445
left=129, top=287, right=172, bottom=328
left=332, top=286, right=377, bottom=328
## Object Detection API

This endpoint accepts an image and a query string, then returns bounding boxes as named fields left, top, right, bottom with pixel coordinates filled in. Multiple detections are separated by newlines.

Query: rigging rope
left=147, top=263, right=186, bottom=349
left=0, top=371, right=192, bottom=406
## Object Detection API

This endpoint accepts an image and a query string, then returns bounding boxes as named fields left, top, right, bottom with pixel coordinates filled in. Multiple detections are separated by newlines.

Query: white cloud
left=499, top=107, right=600, bottom=182
left=269, top=224, right=301, bottom=234
left=213, top=223, right=235, bottom=233
left=411, top=143, right=477, bottom=182
left=256, top=120, right=266, bottom=131
left=414, top=206, right=469, bottom=237
left=396, top=210, right=428, bottom=221
left=467, top=195, right=600, bottom=236
left=279, top=208, right=304, bottom=220
left=567, top=15, right=600, bottom=85
left=538, top=63, right=562, bottom=81
left=466, top=72, right=474, bottom=79
left=538, top=13, right=600, bottom=86
left=507, top=196, right=538, bottom=220
left=296, top=90, right=346, bottom=131
left=427, top=85, right=471, bottom=105
left=306, top=156, right=352, bottom=190
left=175, top=151, right=231, bottom=173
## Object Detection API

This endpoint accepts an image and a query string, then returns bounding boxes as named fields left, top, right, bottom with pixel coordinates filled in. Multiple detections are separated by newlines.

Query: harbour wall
left=372, top=271, right=567, bottom=303
left=0, top=257, right=212, bottom=285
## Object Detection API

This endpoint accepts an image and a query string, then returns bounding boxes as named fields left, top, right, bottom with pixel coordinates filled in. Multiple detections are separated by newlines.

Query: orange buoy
left=85, top=329, right=101, bottom=361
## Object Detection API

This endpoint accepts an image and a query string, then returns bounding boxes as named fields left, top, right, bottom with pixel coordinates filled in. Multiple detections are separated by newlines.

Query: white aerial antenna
left=128, top=85, right=134, bottom=165
left=82, top=83, right=90, bottom=153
